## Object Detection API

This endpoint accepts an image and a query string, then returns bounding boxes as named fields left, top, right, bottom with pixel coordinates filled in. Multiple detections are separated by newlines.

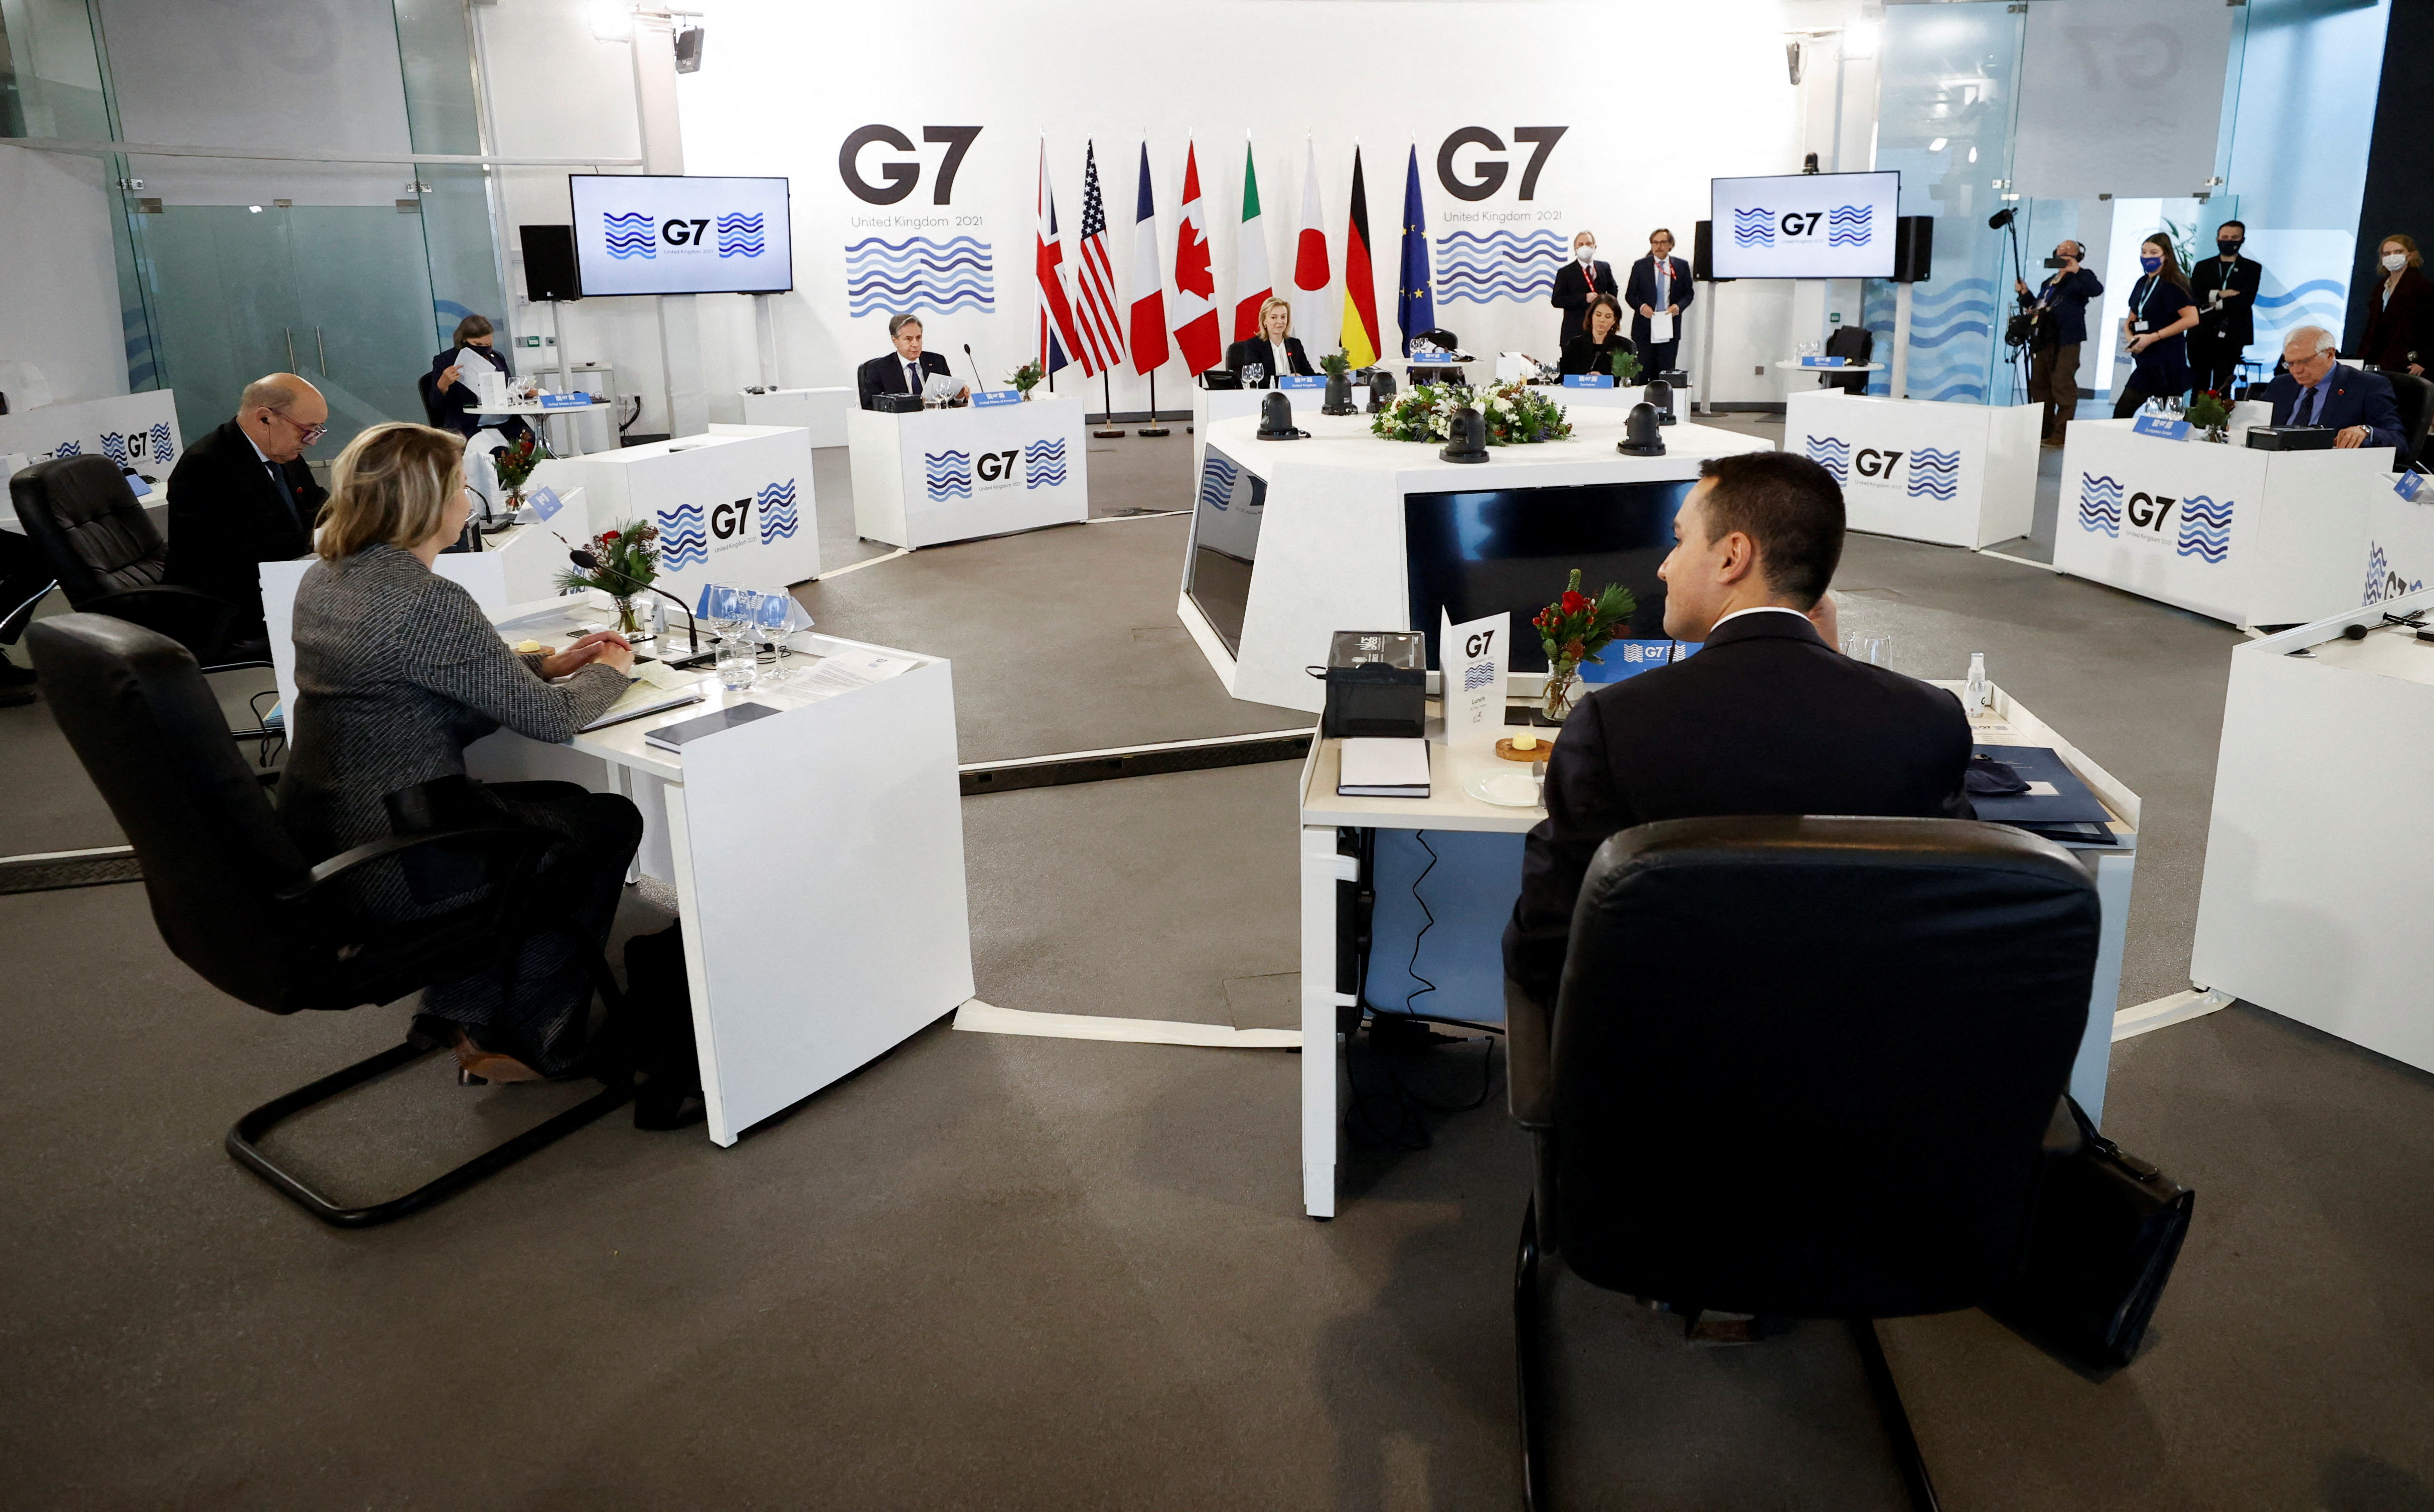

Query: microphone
left=567, top=549, right=701, bottom=655
left=1987, top=208, right=2018, bottom=230
left=963, top=343, right=983, bottom=398
left=2343, top=623, right=2370, bottom=640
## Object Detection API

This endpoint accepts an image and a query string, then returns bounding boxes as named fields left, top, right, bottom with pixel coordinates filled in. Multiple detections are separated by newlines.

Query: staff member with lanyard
left=2113, top=234, right=2198, bottom=419
left=1625, top=229, right=1693, bottom=377
left=2189, top=221, right=2262, bottom=397
left=2014, top=241, right=2102, bottom=447
left=1550, top=231, right=1620, bottom=348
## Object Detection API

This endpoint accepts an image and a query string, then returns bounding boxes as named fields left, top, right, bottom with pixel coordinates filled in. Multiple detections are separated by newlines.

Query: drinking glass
left=716, top=633, right=756, bottom=691
left=1244, top=361, right=1266, bottom=388
left=754, top=592, right=796, bottom=683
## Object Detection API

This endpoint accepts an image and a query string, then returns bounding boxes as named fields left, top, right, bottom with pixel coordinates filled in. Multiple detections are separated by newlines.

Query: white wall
left=0, top=144, right=128, bottom=406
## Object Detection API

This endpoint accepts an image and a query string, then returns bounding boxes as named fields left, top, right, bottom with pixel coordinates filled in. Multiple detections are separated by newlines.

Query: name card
left=1797, top=355, right=1849, bottom=368
left=2133, top=414, right=2192, bottom=441
left=1278, top=373, right=1326, bottom=390
left=972, top=389, right=1024, bottom=408
left=1561, top=373, right=1614, bottom=389
left=1440, top=609, right=1510, bottom=751
left=2397, top=470, right=2427, bottom=503
left=539, top=391, right=592, bottom=409
left=526, top=485, right=564, bottom=520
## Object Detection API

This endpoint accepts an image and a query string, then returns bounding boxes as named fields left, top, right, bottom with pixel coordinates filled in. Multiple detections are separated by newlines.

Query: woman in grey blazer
left=279, top=422, right=642, bottom=1082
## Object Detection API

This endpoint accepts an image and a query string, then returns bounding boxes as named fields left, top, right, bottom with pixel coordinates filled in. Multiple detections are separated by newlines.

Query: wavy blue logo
left=603, top=211, right=655, bottom=260
left=1433, top=229, right=1567, bottom=306
left=656, top=501, right=709, bottom=569
left=1828, top=204, right=1873, bottom=247
left=50, top=439, right=80, bottom=459
left=2076, top=473, right=2123, bottom=537
left=1732, top=208, right=1774, bottom=248
left=2176, top=493, right=2234, bottom=564
left=1024, top=437, right=1068, bottom=490
left=149, top=421, right=175, bottom=464
left=716, top=212, right=764, bottom=259
left=757, top=478, right=799, bottom=543
left=101, top=431, right=127, bottom=465
left=2364, top=541, right=2425, bottom=605
left=1198, top=453, right=1240, bottom=511
left=1907, top=446, right=1960, bottom=500
left=1804, top=434, right=1849, bottom=484
left=924, top=448, right=971, bottom=501
left=846, top=235, right=993, bottom=318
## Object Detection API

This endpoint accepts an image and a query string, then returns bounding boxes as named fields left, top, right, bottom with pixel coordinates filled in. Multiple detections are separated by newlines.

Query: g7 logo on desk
left=974, top=449, right=1019, bottom=483
left=1853, top=446, right=1904, bottom=480
left=710, top=497, right=753, bottom=541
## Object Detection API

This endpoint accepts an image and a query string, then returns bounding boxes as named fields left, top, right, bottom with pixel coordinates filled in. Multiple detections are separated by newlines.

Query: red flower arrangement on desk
left=556, top=520, right=660, bottom=635
left=1532, top=569, right=1637, bottom=721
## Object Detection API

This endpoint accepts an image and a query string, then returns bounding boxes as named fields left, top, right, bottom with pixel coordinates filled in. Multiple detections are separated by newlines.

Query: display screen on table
left=1183, top=445, right=1267, bottom=655
left=569, top=174, right=794, bottom=296
left=1710, top=170, right=1899, bottom=280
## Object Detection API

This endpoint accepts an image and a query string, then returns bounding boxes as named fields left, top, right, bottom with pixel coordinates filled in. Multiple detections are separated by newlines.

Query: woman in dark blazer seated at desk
left=2112, top=234, right=2199, bottom=418
left=279, top=421, right=642, bottom=1085
left=1559, top=295, right=1637, bottom=377
left=427, top=314, right=531, bottom=445
left=1226, top=296, right=1315, bottom=385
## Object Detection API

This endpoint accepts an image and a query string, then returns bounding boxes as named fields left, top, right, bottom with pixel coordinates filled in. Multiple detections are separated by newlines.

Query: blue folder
left=1968, top=745, right=2112, bottom=825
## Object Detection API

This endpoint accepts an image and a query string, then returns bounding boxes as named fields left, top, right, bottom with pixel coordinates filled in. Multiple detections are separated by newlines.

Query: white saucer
left=1465, top=770, right=1541, bottom=808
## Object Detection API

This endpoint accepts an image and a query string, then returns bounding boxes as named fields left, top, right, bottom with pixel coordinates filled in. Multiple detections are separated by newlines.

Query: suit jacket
left=2018, top=267, right=2104, bottom=348
left=1225, top=335, right=1314, bottom=381
left=1550, top=260, right=1619, bottom=345
left=1623, top=256, right=1695, bottom=351
left=1558, top=333, right=1636, bottom=377
left=2189, top=255, right=2262, bottom=348
left=427, top=345, right=514, bottom=439
left=2359, top=266, right=2434, bottom=372
left=1501, top=610, right=1973, bottom=1007
left=2263, top=363, right=2406, bottom=448
left=164, top=419, right=325, bottom=633
left=858, top=349, right=955, bottom=408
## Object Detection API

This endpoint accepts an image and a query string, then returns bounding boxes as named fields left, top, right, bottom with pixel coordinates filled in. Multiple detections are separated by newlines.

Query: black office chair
left=2384, top=370, right=2431, bottom=471
left=1508, top=815, right=2102, bottom=1511
left=1821, top=325, right=1875, bottom=394
left=26, top=613, right=633, bottom=1228
left=417, top=367, right=448, bottom=428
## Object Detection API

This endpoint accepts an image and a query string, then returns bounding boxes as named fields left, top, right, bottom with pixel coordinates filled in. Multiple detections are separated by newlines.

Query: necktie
left=2302, top=383, right=2324, bottom=426
left=265, top=462, right=302, bottom=533
left=906, top=360, right=921, bottom=395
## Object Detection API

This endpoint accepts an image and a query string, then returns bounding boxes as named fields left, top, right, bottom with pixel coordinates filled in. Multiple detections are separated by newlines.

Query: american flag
left=1070, top=141, right=1126, bottom=378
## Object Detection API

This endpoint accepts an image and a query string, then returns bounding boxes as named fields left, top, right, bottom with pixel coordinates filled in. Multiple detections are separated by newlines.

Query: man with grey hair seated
left=856, top=313, right=966, bottom=409
left=165, top=372, right=331, bottom=647
left=2260, top=326, right=2406, bottom=451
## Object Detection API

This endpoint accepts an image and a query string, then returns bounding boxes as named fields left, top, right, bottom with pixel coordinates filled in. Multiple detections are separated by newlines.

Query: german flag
left=1338, top=147, right=1381, bottom=368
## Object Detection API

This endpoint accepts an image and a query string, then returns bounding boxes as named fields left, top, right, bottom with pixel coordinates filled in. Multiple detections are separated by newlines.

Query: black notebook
left=642, top=701, right=782, bottom=752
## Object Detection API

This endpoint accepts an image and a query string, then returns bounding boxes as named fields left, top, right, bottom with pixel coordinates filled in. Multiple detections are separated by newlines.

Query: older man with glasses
left=166, top=372, right=332, bottom=651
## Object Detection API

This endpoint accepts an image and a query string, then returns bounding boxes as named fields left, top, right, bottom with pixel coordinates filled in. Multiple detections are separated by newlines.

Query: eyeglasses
left=267, top=408, right=328, bottom=445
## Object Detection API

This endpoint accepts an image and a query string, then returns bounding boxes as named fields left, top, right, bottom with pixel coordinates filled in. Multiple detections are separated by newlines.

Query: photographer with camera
left=2014, top=241, right=2103, bottom=447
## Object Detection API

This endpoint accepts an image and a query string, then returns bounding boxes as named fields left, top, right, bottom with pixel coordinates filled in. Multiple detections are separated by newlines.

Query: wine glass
left=1244, top=361, right=1266, bottom=389
left=753, top=591, right=796, bottom=683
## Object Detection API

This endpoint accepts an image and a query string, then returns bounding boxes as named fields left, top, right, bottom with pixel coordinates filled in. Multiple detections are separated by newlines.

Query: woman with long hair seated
left=1558, top=294, right=1638, bottom=377
left=278, top=422, right=642, bottom=1084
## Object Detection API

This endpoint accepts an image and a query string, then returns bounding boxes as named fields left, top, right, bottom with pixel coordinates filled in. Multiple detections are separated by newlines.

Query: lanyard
left=2134, top=275, right=2164, bottom=324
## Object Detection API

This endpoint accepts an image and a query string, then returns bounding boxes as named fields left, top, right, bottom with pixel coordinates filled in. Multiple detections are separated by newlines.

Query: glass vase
left=1541, top=660, right=1581, bottom=722
left=613, top=596, right=642, bottom=636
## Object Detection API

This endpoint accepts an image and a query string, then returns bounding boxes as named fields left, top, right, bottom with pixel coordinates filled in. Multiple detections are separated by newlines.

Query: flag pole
left=1095, top=370, right=1122, bottom=438
left=1139, top=368, right=1168, bottom=437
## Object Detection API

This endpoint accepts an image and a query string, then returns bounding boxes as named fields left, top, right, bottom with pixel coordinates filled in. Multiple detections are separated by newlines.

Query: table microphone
left=963, top=343, right=983, bottom=400
left=567, top=548, right=701, bottom=655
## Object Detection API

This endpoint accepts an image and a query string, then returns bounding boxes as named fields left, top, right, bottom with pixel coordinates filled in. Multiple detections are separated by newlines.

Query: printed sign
left=1278, top=374, right=1326, bottom=390
left=1561, top=373, right=1613, bottom=389
left=1440, top=608, right=1509, bottom=749
left=971, top=389, right=1024, bottom=408
left=2071, top=471, right=2232, bottom=562
left=539, top=392, right=593, bottom=409
left=1797, top=355, right=1850, bottom=368
left=526, top=485, right=564, bottom=521
left=2132, top=414, right=2192, bottom=441
left=2396, top=471, right=2426, bottom=504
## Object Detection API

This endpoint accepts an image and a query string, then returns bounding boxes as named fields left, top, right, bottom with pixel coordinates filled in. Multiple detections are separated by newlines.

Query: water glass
left=754, top=593, right=796, bottom=683
left=1245, top=361, right=1266, bottom=388
left=716, top=633, right=755, bottom=692
left=1841, top=633, right=1888, bottom=665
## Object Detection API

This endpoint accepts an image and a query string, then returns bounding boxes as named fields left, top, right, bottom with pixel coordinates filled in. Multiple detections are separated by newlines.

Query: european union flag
left=1397, top=145, right=1434, bottom=358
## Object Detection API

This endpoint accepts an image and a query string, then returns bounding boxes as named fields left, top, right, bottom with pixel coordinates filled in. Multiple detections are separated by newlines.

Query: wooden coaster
left=1495, top=735, right=1556, bottom=762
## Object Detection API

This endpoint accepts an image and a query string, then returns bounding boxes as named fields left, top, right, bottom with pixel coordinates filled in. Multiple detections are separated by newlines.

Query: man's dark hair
left=2219, top=219, right=2246, bottom=235
left=1693, top=451, right=1845, bottom=607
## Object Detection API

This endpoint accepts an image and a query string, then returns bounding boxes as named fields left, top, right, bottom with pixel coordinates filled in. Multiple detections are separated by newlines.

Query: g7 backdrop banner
left=669, top=0, right=1806, bottom=416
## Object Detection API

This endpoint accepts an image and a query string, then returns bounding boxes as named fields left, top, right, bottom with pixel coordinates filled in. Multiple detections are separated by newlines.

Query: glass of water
left=1244, top=361, right=1266, bottom=388
left=754, top=591, right=796, bottom=683
left=716, top=632, right=756, bottom=691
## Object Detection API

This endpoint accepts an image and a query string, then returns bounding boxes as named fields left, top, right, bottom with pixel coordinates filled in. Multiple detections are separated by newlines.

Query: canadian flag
left=1231, top=138, right=1272, bottom=341
left=1170, top=142, right=1222, bottom=374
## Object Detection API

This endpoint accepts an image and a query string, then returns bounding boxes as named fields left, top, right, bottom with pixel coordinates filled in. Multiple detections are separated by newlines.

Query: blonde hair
left=1256, top=295, right=1293, bottom=335
left=317, top=422, right=465, bottom=561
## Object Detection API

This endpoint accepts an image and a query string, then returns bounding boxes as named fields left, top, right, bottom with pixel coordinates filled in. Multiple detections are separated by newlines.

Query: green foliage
left=1610, top=348, right=1642, bottom=385
left=2186, top=390, right=2232, bottom=431
left=1530, top=567, right=1636, bottom=670
left=1368, top=381, right=1573, bottom=446
left=1320, top=347, right=1351, bottom=376
left=556, top=519, right=659, bottom=597
left=1010, top=361, right=1044, bottom=394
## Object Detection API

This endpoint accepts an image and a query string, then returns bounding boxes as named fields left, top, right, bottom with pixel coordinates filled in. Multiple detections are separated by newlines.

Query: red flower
left=1561, top=590, right=1590, bottom=615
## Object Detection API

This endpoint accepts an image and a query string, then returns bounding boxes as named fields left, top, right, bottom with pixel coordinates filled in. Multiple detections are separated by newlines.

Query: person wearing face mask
left=1625, top=229, right=1694, bottom=377
left=2014, top=241, right=2103, bottom=446
left=2358, top=235, right=2432, bottom=377
left=2112, top=235, right=2199, bottom=419
left=2188, top=221, right=2263, bottom=398
left=1550, top=231, right=1619, bottom=348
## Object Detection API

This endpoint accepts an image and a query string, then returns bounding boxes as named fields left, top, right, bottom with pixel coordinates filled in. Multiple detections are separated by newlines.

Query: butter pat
left=516, top=639, right=543, bottom=653
left=1512, top=726, right=1538, bottom=751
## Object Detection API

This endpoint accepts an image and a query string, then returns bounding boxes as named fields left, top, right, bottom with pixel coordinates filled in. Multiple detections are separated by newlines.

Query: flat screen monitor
left=568, top=174, right=793, bottom=295
left=1405, top=481, right=1693, bottom=673
left=1185, top=445, right=1266, bottom=655
left=1709, top=171, right=1899, bottom=279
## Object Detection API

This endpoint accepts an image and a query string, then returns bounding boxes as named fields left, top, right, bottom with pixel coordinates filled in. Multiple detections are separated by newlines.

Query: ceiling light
left=588, top=2, right=634, bottom=42
left=1843, top=20, right=1880, bottom=59
left=1928, top=137, right=1948, bottom=153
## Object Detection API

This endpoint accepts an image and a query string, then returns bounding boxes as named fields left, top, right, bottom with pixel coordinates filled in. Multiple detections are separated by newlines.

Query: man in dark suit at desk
left=1624, top=229, right=1695, bottom=376
left=857, top=314, right=967, bottom=409
left=1502, top=450, right=1972, bottom=1013
left=2261, top=326, right=2406, bottom=450
left=165, top=372, right=329, bottom=650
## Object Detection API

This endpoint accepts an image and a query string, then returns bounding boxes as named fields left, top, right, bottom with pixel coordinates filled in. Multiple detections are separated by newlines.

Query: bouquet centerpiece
left=2186, top=389, right=2233, bottom=444
left=1369, top=380, right=1574, bottom=447
left=1010, top=360, right=1045, bottom=397
left=1531, top=568, right=1637, bottom=721
left=557, top=519, right=660, bottom=636
left=492, top=430, right=547, bottom=506
left=1611, top=348, right=1643, bottom=385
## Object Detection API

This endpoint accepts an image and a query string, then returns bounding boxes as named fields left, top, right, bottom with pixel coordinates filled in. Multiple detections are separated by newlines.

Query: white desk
left=254, top=571, right=974, bottom=1146
left=1785, top=390, right=2040, bottom=549
left=530, top=424, right=821, bottom=603
left=741, top=388, right=856, bottom=449
left=489, top=399, right=615, bottom=458
left=1180, top=408, right=1774, bottom=714
left=1291, top=682, right=2140, bottom=1219
left=2191, top=591, right=2434, bottom=1075
left=2360, top=485, right=2434, bottom=606
left=2053, top=420, right=2395, bottom=628
left=846, top=394, right=1088, bottom=548
left=0, top=390, right=183, bottom=507
left=1191, top=384, right=1364, bottom=475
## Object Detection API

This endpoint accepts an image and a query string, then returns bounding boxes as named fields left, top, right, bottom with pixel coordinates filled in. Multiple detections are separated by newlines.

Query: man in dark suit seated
left=1502, top=450, right=1973, bottom=1015
left=857, top=313, right=967, bottom=409
left=165, top=372, right=330, bottom=651
left=2260, top=325, right=2406, bottom=450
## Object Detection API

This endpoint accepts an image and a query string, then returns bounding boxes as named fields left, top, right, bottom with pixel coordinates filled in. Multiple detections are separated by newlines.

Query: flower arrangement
left=558, top=519, right=659, bottom=635
left=1010, top=360, right=1045, bottom=396
left=1611, top=348, right=1643, bottom=385
left=1531, top=568, right=1637, bottom=720
left=1369, top=381, right=1574, bottom=446
left=492, top=430, right=548, bottom=501
left=1319, top=346, right=1351, bottom=377
left=2186, top=389, right=2232, bottom=443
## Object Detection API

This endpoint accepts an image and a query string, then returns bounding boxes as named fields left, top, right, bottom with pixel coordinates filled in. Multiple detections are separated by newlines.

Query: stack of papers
left=1337, top=737, right=1431, bottom=798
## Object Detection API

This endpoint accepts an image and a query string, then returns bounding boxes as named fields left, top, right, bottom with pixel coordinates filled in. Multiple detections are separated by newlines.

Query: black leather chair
left=1821, top=324, right=1875, bottom=394
left=417, top=367, right=449, bottom=428
left=2384, top=370, right=2431, bottom=471
left=26, top=613, right=632, bottom=1227
left=1508, top=815, right=2101, bottom=1511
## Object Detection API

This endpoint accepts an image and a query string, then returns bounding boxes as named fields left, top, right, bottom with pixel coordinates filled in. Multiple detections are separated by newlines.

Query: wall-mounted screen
left=568, top=174, right=793, bottom=295
left=1709, top=171, right=1899, bottom=279
left=1405, top=481, right=1692, bottom=673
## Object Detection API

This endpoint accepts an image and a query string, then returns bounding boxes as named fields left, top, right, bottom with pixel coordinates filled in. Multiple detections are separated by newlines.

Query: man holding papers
left=1625, top=229, right=1694, bottom=377
left=857, top=314, right=969, bottom=409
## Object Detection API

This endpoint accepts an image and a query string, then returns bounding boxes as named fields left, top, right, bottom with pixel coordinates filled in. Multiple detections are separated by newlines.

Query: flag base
left=1093, top=426, right=1126, bottom=438
left=1137, top=425, right=1171, bottom=437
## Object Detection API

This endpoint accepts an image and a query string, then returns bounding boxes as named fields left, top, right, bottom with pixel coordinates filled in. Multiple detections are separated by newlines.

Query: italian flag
left=1232, top=139, right=1272, bottom=341
left=1338, top=146, right=1380, bottom=369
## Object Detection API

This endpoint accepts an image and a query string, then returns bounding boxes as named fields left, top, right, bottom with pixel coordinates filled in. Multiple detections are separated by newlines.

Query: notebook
left=1337, top=737, right=1431, bottom=798
left=642, top=701, right=782, bottom=752
left=579, top=682, right=703, bottom=732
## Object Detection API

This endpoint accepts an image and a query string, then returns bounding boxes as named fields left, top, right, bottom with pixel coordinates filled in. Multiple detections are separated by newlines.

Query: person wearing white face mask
left=2358, top=235, right=2431, bottom=378
left=1550, top=231, right=1619, bottom=347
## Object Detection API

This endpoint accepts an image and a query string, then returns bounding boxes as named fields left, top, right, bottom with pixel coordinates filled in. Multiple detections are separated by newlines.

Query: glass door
left=131, top=196, right=303, bottom=447
left=286, top=205, right=441, bottom=463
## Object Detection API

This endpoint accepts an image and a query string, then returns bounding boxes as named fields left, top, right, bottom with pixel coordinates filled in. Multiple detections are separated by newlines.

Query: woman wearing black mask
left=2189, top=221, right=2262, bottom=397
left=2114, top=235, right=2199, bottom=419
